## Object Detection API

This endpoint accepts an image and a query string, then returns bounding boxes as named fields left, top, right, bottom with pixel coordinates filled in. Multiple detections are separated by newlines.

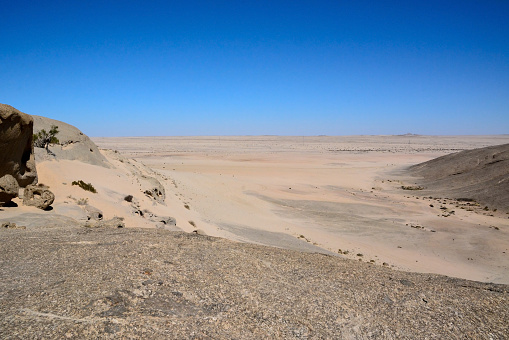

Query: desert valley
left=93, top=134, right=509, bottom=284
left=1, top=105, right=508, bottom=338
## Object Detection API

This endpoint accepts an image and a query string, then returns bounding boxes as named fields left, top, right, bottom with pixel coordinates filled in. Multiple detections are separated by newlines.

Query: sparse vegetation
left=77, top=198, right=89, bottom=205
left=401, top=185, right=424, bottom=190
left=457, top=198, right=476, bottom=202
left=72, top=180, right=97, bottom=193
left=34, top=125, right=59, bottom=151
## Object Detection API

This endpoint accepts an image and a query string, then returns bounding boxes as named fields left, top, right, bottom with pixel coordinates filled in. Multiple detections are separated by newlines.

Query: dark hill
left=409, top=143, right=509, bottom=211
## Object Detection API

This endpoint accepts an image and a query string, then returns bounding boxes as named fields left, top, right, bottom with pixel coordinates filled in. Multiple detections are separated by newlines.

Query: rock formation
left=0, top=174, right=19, bottom=205
left=23, top=184, right=55, bottom=210
left=85, top=216, right=125, bottom=228
left=32, top=115, right=112, bottom=168
left=0, top=104, right=38, bottom=205
left=140, top=175, right=166, bottom=203
left=83, top=204, right=104, bottom=221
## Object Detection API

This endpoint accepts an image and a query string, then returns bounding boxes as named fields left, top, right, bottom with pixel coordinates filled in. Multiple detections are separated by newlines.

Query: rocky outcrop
left=0, top=174, right=19, bottom=205
left=409, top=143, right=509, bottom=211
left=141, top=175, right=165, bottom=203
left=83, top=205, right=104, bottom=221
left=32, top=115, right=111, bottom=168
left=23, top=184, right=55, bottom=210
left=1, top=222, right=25, bottom=229
left=0, top=104, right=38, bottom=204
left=0, top=225, right=507, bottom=338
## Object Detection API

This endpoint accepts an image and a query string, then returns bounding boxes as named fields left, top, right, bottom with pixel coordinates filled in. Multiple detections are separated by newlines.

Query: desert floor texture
left=91, top=135, right=509, bottom=284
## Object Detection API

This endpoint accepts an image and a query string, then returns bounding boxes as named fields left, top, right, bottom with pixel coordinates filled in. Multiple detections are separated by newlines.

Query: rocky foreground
left=1, top=223, right=507, bottom=339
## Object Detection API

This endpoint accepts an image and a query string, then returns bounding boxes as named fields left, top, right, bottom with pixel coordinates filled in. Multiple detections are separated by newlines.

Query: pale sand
left=93, top=135, right=509, bottom=284
left=4, top=136, right=507, bottom=283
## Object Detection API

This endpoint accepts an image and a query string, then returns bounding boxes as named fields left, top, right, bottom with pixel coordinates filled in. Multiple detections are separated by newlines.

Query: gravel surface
left=1, top=224, right=508, bottom=339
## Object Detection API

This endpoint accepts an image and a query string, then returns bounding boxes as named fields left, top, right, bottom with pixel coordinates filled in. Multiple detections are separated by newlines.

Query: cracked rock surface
left=0, top=225, right=507, bottom=339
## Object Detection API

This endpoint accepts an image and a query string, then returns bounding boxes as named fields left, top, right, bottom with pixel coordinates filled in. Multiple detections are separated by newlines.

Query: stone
left=23, top=184, right=55, bottom=210
left=0, top=174, right=19, bottom=205
left=141, top=176, right=165, bottom=204
left=0, top=104, right=38, bottom=188
left=83, top=204, right=103, bottom=221
left=86, top=216, right=125, bottom=228
left=153, top=216, right=176, bottom=226
left=1, top=222, right=26, bottom=229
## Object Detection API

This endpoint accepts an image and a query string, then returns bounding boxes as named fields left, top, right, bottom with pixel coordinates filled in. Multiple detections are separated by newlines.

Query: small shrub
left=184, top=204, right=190, bottom=210
left=124, top=195, right=134, bottom=202
left=77, top=198, right=88, bottom=205
left=457, top=198, right=475, bottom=202
left=189, top=221, right=196, bottom=227
left=34, top=125, right=59, bottom=150
left=401, top=185, right=424, bottom=190
left=72, top=180, right=97, bottom=193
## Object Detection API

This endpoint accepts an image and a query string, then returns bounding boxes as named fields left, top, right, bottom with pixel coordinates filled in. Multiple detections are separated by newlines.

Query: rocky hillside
left=409, top=143, right=509, bottom=211
left=0, top=222, right=507, bottom=339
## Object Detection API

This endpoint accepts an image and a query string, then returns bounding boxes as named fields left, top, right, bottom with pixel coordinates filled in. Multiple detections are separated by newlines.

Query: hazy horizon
left=2, top=1, right=508, bottom=136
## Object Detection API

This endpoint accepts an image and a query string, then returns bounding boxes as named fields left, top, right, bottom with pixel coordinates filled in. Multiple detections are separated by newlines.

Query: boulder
left=0, top=104, right=38, bottom=188
left=23, top=184, right=55, bottom=210
left=1, top=222, right=26, bottom=229
left=0, top=174, right=19, bottom=205
left=155, top=216, right=177, bottom=226
left=83, top=204, right=104, bottom=221
left=86, top=217, right=125, bottom=228
left=141, top=175, right=165, bottom=204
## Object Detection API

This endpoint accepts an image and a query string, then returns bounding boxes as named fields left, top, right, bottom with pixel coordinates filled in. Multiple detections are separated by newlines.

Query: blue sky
left=1, top=1, right=508, bottom=136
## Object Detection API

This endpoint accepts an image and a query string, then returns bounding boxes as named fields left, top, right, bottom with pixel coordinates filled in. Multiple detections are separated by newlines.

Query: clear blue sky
left=1, top=1, right=508, bottom=136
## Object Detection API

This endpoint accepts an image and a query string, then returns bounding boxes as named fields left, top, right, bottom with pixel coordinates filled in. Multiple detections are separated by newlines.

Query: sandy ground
left=3, top=135, right=508, bottom=283
left=87, top=135, right=509, bottom=284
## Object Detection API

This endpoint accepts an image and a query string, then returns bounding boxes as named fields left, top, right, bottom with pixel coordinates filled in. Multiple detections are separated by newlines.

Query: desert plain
left=3, top=114, right=509, bottom=337
left=91, top=134, right=509, bottom=284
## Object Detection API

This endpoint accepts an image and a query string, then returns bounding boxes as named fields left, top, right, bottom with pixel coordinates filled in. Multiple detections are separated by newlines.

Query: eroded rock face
left=0, top=174, right=19, bottom=204
left=23, top=184, right=55, bottom=210
left=0, top=104, right=38, bottom=191
left=83, top=204, right=103, bottom=221
left=141, top=176, right=165, bottom=204
left=32, top=115, right=112, bottom=168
